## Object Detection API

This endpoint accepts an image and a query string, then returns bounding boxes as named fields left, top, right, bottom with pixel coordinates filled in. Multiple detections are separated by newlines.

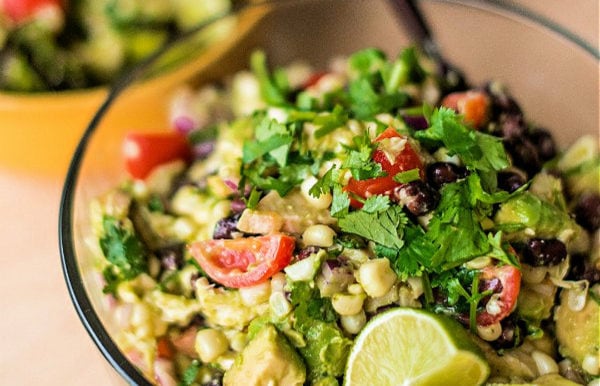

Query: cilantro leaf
left=330, top=185, right=350, bottom=218
left=487, top=232, right=520, bottom=267
left=393, top=224, right=433, bottom=278
left=289, top=281, right=336, bottom=324
left=348, top=48, right=387, bottom=76
left=338, top=205, right=406, bottom=250
left=426, top=181, right=490, bottom=270
left=178, top=360, right=200, bottom=386
left=242, top=133, right=293, bottom=165
left=242, top=163, right=298, bottom=197
left=250, top=50, right=288, bottom=106
left=243, top=118, right=293, bottom=166
left=361, top=195, right=390, bottom=213
left=348, top=77, right=409, bottom=120
left=341, top=132, right=385, bottom=180
left=415, top=107, right=509, bottom=173
left=313, top=105, right=348, bottom=138
left=309, top=165, right=340, bottom=199
left=382, top=47, right=426, bottom=93
left=100, top=216, right=147, bottom=280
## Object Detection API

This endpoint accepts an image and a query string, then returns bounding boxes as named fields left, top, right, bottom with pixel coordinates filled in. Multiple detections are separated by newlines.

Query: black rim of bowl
left=58, top=1, right=598, bottom=384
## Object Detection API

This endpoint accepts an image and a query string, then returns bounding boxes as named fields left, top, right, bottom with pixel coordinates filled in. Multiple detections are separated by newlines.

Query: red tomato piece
left=441, top=90, right=490, bottom=129
left=188, top=234, right=296, bottom=288
left=345, top=127, right=424, bottom=206
left=2, top=0, right=63, bottom=24
left=156, top=337, right=175, bottom=360
left=122, top=132, right=192, bottom=180
left=477, top=264, right=521, bottom=326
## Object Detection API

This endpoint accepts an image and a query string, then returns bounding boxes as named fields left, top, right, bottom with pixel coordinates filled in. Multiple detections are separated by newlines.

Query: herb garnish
left=99, top=215, right=147, bottom=294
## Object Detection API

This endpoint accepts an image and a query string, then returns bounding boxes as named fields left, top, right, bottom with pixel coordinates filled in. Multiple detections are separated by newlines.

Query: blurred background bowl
left=60, top=0, right=599, bottom=384
left=0, top=1, right=268, bottom=177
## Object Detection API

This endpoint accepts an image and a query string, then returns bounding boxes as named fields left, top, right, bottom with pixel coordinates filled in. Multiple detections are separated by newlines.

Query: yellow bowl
left=0, top=6, right=269, bottom=177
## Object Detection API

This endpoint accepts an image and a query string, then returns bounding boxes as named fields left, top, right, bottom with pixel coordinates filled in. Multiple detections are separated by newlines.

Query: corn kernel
left=341, top=310, right=367, bottom=335
left=195, top=328, right=229, bottom=363
left=358, top=258, right=397, bottom=297
left=332, top=293, right=366, bottom=316
left=302, top=224, right=336, bottom=247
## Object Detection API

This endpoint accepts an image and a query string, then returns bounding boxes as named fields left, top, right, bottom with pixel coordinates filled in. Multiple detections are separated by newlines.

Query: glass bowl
left=60, top=0, right=599, bottom=384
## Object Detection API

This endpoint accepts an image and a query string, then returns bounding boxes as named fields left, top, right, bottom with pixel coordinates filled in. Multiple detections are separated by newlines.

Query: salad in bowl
left=81, top=45, right=599, bottom=386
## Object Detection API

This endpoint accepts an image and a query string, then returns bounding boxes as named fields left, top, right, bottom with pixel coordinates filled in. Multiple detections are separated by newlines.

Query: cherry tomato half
left=477, top=264, right=521, bottom=326
left=122, top=132, right=192, bottom=180
left=1, top=0, right=63, bottom=24
left=189, top=234, right=296, bottom=288
left=345, top=127, right=424, bottom=206
left=441, top=90, right=490, bottom=129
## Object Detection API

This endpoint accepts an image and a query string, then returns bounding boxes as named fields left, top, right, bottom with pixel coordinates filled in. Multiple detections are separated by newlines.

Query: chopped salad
left=89, top=47, right=600, bottom=385
left=0, top=0, right=230, bottom=91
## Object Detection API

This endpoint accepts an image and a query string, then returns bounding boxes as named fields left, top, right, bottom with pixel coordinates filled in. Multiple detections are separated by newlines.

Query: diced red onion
left=193, top=141, right=215, bottom=159
left=321, top=261, right=353, bottom=285
left=223, top=179, right=238, bottom=191
left=230, top=199, right=246, bottom=213
left=401, top=114, right=429, bottom=131
left=173, top=115, right=197, bottom=134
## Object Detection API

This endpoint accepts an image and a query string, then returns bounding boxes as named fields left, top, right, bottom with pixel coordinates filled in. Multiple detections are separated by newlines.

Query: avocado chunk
left=223, top=324, right=306, bottom=386
left=554, top=288, right=599, bottom=376
left=494, top=192, right=576, bottom=239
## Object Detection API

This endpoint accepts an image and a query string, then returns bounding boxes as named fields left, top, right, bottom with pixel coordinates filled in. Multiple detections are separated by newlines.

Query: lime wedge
left=344, top=308, right=490, bottom=386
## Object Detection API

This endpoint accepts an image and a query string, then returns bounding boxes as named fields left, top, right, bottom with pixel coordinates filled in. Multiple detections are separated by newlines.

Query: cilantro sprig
left=99, top=215, right=148, bottom=294
left=415, top=107, right=509, bottom=188
left=338, top=204, right=407, bottom=251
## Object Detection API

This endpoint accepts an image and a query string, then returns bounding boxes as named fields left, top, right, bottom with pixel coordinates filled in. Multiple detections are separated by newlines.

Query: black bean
left=297, top=246, right=321, bottom=260
left=527, top=127, right=557, bottom=162
left=522, top=238, right=567, bottom=267
left=426, top=162, right=468, bottom=189
left=438, top=62, right=468, bottom=93
left=567, top=254, right=600, bottom=284
left=573, top=192, right=600, bottom=231
left=503, top=137, right=542, bottom=177
left=490, top=317, right=525, bottom=350
left=156, top=248, right=183, bottom=271
left=478, top=277, right=503, bottom=294
left=156, top=245, right=185, bottom=271
left=212, top=213, right=242, bottom=239
left=498, top=113, right=526, bottom=139
left=484, top=82, right=523, bottom=118
left=497, top=171, right=526, bottom=193
left=190, top=314, right=205, bottom=327
left=393, top=180, right=440, bottom=216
